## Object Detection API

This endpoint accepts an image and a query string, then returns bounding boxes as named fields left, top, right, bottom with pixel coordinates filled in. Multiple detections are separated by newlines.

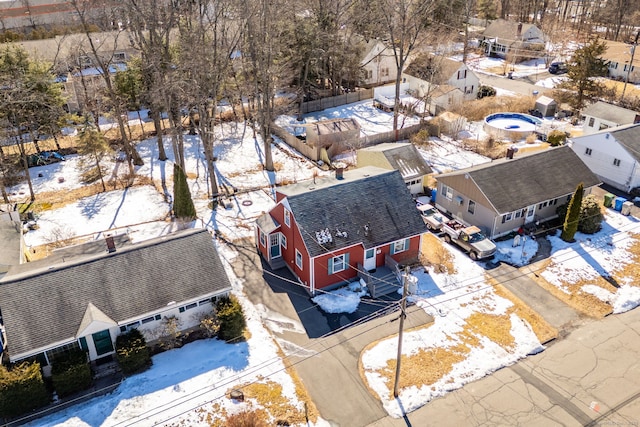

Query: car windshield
left=422, top=208, right=437, bottom=216
left=468, top=232, right=487, bottom=243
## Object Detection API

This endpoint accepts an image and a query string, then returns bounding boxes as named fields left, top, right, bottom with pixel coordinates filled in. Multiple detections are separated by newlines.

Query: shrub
left=216, top=295, right=247, bottom=342
left=0, top=362, right=50, bottom=418
left=225, top=410, right=267, bottom=427
left=477, top=85, right=496, bottom=99
left=116, top=329, right=152, bottom=375
left=578, top=194, right=604, bottom=234
left=546, top=130, right=567, bottom=147
left=51, top=349, right=92, bottom=398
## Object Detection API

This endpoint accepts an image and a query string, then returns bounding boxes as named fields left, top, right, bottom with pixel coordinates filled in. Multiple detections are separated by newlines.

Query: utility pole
left=393, top=266, right=411, bottom=398
left=622, top=30, right=640, bottom=102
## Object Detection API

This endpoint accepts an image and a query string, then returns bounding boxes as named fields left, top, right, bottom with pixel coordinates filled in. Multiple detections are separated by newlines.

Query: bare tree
left=70, top=0, right=144, bottom=181
left=239, top=0, right=295, bottom=172
left=359, top=0, right=438, bottom=133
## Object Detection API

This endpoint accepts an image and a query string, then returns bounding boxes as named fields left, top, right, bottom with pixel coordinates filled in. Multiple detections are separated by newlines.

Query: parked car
left=417, top=203, right=445, bottom=231
left=548, top=62, right=568, bottom=74
left=441, top=219, right=497, bottom=260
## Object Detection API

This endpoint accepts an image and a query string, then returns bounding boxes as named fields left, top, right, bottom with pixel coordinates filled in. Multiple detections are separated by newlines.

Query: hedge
left=116, top=329, right=152, bottom=375
left=0, top=362, right=50, bottom=419
left=51, top=349, right=92, bottom=398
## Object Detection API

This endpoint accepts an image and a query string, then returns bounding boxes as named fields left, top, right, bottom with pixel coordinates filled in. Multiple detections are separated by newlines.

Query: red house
left=256, top=166, right=426, bottom=297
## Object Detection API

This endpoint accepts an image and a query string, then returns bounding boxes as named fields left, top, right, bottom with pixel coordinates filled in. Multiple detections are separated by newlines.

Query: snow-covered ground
left=8, top=91, right=640, bottom=424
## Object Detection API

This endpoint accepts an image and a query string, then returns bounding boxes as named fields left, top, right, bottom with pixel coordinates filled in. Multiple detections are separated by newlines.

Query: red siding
left=312, top=245, right=363, bottom=290
left=390, top=235, right=422, bottom=264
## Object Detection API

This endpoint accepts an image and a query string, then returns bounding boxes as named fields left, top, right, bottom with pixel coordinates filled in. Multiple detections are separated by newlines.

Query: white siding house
left=360, top=39, right=397, bottom=87
left=581, top=101, right=640, bottom=135
left=570, top=123, right=640, bottom=193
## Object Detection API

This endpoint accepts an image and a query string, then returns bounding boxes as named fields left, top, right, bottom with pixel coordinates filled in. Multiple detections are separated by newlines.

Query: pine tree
left=561, top=182, right=584, bottom=242
left=560, top=38, right=608, bottom=109
left=172, top=163, right=196, bottom=221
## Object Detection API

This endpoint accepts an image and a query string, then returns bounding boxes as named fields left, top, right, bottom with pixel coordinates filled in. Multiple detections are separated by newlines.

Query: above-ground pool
left=484, top=112, right=542, bottom=140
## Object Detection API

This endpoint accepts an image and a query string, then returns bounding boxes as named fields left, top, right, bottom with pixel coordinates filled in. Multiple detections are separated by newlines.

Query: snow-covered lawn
left=8, top=95, right=640, bottom=423
left=540, top=210, right=640, bottom=314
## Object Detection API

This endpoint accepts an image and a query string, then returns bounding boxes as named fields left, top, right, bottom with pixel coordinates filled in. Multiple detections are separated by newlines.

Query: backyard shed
left=535, top=96, right=557, bottom=117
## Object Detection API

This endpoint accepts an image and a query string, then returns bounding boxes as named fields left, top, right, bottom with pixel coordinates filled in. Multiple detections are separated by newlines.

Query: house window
left=468, top=200, right=476, bottom=214
left=328, top=254, right=349, bottom=274
left=179, top=302, right=198, bottom=313
left=588, top=117, right=595, bottom=127
left=465, top=85, right=474, bottom=94
left=381, top=68, right=390, bottom=77
left=515, top=209, right=526, bottom=219
left=501, top=212, right=513, bottom=223
left=585, top=148, right=592, bottom=155
left=281, top=233, right=287, bottom=249
left=199, top=298, right=212, bottom=306
left=259, top=231, right=266, bottom=247
left=538, top=201, right=549, bottom=210
left=295, top=249, right=303, bottom=269
left=284, top=209, right=290, bottom=227
left=119, top=321, right=140, bottom=332
left=614, top=158, right=621, bottom=166
left=365, top=69, right=373, bottom=80
left=457, top=69, right=467, bottom=79
left=442, top=184, right=453, bottom=201
left=141, top=316, right=156, bottom=324
left=391, top=238, right=409, bottom=254
left=113, top=52, right=126, bottom=62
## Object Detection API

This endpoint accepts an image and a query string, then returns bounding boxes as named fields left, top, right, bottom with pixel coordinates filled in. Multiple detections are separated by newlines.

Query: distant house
left=403, top=55, right=480, bottom=101
left=480, top=19, right=545, bottom=60
left=255, top=167, right=426, bottom=297
left=356, top=142, right=433, bottom=194
left=359, top=39, right=397, bottom=87
left=581, top=101, right=640, bottom=135
left=570, top=123, right=640, bottom=193
left=0, top=229, right=231, bottom=375
left=434, top=146, right=601, bottom=239
left=602, top=40, right=640, bottom=84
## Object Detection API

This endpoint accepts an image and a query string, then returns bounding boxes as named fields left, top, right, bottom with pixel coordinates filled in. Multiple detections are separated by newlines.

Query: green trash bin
left=604, top=193, right=615, bottom=208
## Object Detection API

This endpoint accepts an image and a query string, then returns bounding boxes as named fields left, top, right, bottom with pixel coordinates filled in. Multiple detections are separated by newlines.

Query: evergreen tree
left=216, top=295, right=247, bottom=342
left=559, top=38, right=609, bottom=109
left=172, top=163, right=196, bottom=221
left=77, top=126, right=112, bottom=191
left=561, top=182, right=584, bottom=242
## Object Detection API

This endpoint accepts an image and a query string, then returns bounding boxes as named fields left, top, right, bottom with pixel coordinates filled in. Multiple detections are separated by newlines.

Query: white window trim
left=392, top=238, right=409, bottom=254
left=295, top=250, right=303, bottom=269
left=284, top=209, right=291, bottom=227
left=281, top=233, right=287, bottom=249
left=331, top=254, right=347, bottom=273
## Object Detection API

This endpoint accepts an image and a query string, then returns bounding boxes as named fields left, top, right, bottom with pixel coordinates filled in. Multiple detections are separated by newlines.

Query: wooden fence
left=300, top=89, right=374, bottom=114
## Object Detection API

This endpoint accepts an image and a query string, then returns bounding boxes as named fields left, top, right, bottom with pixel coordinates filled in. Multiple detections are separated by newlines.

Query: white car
left=417, top=203, right=445, bottom=231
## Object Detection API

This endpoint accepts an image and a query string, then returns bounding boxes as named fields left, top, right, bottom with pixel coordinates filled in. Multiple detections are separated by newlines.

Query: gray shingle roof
left=0, top=228, right=231, bottom=359
left=280, top=166, right=426, bottom=258
left=482, top=19, right=542, bottom=46
left=609, top=123, right=640, bottom=160
left=582, top=101, right=640, bottom=124
left=437, top=146, right=601, bottom=213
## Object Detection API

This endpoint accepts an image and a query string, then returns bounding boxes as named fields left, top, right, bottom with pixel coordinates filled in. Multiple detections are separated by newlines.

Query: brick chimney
left=105, top=235, right=116, bottom=253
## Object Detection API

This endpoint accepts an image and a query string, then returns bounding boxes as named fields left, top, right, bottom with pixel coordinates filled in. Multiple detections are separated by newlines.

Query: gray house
left=0, top=228, right=231, bottom=375
left=481, top=19, right=545, bottom=60
left=434, top=146, right=601, bottom=239
left=356, top=142, right=433, bottom=194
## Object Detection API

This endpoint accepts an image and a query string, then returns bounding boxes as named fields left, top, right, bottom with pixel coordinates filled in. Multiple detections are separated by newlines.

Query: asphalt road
left=479, top=72, right=554, bottom=97
left=234, top=236, right=640, bottom=427
left=367, top=306, right=640, bottom=426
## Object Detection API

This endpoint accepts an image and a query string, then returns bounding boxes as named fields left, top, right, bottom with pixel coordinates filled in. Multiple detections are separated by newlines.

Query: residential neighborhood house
left=581, top=101, right=640, bottom=135
left=402, top=55, right=480, bottom=115
left=255, top=166, right=426, bottom=297
left=602, top=40, right=640, bottom=84
left=480, top=19, right=545, bottom=61
left=434, top=146, right=601, bottom=239
left=570, top=123, right=640, bottom=193
left=0, top=228, right=232, bottom=376
left=356, top=142, right=433, bottom=195
left=359, top=38, right=397, bottom=87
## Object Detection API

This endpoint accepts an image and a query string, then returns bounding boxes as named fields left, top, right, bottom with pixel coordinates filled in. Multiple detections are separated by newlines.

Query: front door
left=525, top=205, right=535, bottom=224
left=269, top=233, right=281, bottom=259
left=364, top=248, right=376, bottom=271
left=92, top=329, right=114, bottom=356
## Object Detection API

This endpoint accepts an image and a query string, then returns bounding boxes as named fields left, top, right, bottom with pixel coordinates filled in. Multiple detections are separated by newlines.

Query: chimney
left=517, top=22, right=523, bottom=39
left=105, top=235, right=116, bottom=253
